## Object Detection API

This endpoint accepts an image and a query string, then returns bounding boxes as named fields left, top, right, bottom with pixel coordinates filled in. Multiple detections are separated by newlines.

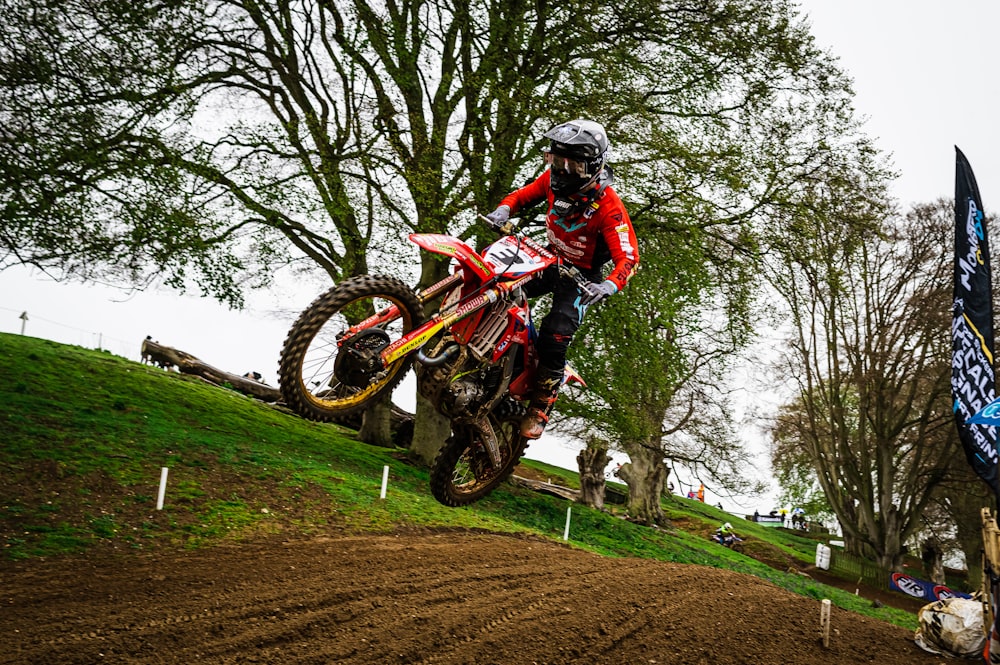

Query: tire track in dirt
left=2, top=531, right=944, bottom=665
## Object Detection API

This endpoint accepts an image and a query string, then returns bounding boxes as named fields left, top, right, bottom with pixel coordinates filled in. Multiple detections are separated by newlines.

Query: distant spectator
left=697, top=483, right=705, bottom=502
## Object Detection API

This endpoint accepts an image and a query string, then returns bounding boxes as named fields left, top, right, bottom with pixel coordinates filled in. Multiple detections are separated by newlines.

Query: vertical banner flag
left=952, top=146, right=1000, bottom=496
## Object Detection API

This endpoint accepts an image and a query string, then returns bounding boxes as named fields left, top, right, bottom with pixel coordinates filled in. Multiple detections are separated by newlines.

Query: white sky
left=798, top=0, right=1000, bottom=206
left=3, top=0, right=998, bottom=512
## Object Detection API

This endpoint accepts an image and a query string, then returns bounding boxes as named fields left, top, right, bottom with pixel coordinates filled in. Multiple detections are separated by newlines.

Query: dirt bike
left=711, top=532, right=745, bottom=551
left=277, top=216, right=590, bottom=507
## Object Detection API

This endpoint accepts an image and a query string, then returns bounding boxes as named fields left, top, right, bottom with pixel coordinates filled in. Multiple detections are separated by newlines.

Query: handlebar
left=477, top=210, right=594, bottom=291
left=476, top=212, right=516, bottom=236
left=476, top=213, right=594, bottom=295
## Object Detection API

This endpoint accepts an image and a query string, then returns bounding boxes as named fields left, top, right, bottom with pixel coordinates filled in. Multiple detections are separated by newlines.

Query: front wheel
left=429, top=402, right=529, bottom=507
left=278, top=274, right=423, bottom=421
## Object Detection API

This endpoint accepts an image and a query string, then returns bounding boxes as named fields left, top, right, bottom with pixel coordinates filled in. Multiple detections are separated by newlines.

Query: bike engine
left=417, top=299, right=516, bottom=420
left=442, top=363, right=506, bottom=419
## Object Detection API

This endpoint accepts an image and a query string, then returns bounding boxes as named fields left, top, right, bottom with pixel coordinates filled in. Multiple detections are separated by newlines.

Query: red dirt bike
left=277, top=217, right=589, bottom=506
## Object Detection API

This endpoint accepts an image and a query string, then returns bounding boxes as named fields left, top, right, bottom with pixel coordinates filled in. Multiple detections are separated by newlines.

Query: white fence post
left=156, top=467, right=169, bottom=510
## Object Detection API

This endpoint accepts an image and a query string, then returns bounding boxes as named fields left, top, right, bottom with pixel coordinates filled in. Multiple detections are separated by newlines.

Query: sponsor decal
left=548, top=230, right=584, bottom=260
left=465, top=252, right=489, bottom=274
left=934, top=586, right=961, bottom=600
left=454, top=295, right=487, bottom=317
left=957, top=200, right=986, bottom=290
left=382, top=326, right=441, bottom=364
left=616, top=227, right=636, bottom=259
left=890, top=573, right=925, bottom=598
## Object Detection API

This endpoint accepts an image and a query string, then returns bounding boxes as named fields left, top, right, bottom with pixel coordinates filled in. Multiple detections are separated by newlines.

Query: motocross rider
left=484, top=119, right=639, bottom=439
left=714, top=522, right=738, bottom=546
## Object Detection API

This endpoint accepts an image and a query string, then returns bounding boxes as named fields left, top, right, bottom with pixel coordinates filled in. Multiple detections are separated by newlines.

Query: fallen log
left=138, top=337, right=415, bottom=446
left=140, top=337, right=281, bottom=402
left=510, top=475, right=580, bottom=502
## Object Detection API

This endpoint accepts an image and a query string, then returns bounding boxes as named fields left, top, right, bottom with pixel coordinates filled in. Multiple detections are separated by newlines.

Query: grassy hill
left=0, top=332, right=920, bottom=629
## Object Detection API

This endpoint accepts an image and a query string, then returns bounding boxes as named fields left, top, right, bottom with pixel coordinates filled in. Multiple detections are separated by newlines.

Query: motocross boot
left=520, top=374, right=561, bottom=439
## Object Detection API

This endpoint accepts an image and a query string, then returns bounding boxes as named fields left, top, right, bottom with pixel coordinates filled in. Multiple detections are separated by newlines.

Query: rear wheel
left=278, top=275, right=423, bottom=421
left=430, top=401, right=529, bottom=507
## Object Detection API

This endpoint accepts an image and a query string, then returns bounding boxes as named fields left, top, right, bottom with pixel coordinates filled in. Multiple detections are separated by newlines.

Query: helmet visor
left=545, top=152, right=589, bottom=177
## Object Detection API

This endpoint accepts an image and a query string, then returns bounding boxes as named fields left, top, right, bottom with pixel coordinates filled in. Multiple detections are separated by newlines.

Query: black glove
left=484, top=205, right=511, bottom=231
left=579, top=280, right=618, bottom=306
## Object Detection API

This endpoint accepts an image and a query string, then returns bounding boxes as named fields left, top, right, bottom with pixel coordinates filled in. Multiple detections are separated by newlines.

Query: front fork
left=471, top=416, right=503, bottom=469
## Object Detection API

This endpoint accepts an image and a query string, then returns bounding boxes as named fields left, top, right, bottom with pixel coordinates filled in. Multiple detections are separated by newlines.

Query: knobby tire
left=278, top=275, right=423, bottom=421
left=429, top=400, right=529, bottom=507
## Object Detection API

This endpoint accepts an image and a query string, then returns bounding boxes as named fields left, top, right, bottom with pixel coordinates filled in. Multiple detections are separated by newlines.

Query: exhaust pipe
left=416, top=343, right=460, bottom=367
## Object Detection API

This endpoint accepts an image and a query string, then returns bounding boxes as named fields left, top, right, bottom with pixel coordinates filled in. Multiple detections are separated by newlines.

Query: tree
left=7, top=0, right=831, bottom=299
left=766, top=198, right=959, bottom=570
left=548, top=0, right=885, bottom=524
left=0, top=0, right=691, bottom=456
left=561, top=225, right=766, bottom=523
left=769, top=409, right=835, bottom=525
left=1, top=0, right=887, bottom=470
left=920, top=457, right=993, bottom=591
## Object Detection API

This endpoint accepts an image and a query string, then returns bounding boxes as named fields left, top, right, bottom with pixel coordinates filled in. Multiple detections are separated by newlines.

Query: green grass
left=0, top=332, right=918, bottom=630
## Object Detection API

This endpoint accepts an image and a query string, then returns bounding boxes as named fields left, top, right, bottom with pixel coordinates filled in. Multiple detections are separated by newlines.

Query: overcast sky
left=799, top=0, right=999, bottom=205
left=2, top=0, right=998, bottom=508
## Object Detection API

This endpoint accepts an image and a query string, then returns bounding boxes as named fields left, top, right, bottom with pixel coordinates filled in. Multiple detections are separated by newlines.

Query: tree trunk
left=409, top=392, right=452, bottom=465
left=359, top=396, right=394, bottom=448
left=873, top=504, right=904, bottom=571
left=408, top=256, right=452, bottom=466
left=661, top=468, right=673, bottom=500
left=953, top=495, right=992, bottom=592
left=577, top=444, right=611, bottom=510
left=921, top=539, right=945, bottom=585
left=618, top=444, right=666, bottom=525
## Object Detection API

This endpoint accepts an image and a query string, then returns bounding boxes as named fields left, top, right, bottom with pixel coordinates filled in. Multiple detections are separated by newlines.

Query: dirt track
left=2, top=531, right=947, bottom=664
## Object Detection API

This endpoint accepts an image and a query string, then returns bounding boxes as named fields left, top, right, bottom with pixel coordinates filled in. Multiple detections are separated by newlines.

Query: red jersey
left=500, top=170, right=638, bottom=290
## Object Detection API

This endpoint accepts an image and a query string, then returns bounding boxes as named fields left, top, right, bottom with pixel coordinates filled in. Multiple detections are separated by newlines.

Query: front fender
left=410, top=233, right=494, bottom=282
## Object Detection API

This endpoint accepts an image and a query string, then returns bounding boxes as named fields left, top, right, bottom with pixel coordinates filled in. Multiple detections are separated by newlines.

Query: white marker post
left=563, top=506, right=572, bottom=541
left=380, top=465, right=389, bottom=499
left=156, top=467, right=169, bottom=510
left=820, top=598, right=832, bottom=647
